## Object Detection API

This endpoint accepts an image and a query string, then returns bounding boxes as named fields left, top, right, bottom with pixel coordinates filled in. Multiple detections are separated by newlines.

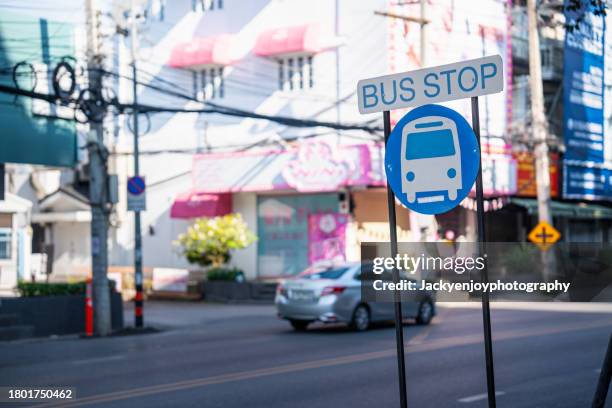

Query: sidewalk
left=438, top=301, right=612, bottom=313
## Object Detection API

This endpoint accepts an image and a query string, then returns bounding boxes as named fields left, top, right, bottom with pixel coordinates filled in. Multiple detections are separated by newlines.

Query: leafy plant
left=175, top=214, right=256, bottom=267
left=17, top=281, right=86, bottom=297
left=500, top=245, right=539, bottom=275
left=207, top=267, right=245, bottom=282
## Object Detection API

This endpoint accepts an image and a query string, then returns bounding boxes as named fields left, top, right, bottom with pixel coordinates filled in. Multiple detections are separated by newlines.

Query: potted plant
left=175, top=214, right=256, bottom=301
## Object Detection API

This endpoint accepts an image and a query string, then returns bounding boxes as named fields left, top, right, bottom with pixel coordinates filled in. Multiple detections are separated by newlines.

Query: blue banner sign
left=563, top=161, right=612, bottom=200
left=563, top=1, right=605, bottom=162
left=563, top=1, right=607, bottom=199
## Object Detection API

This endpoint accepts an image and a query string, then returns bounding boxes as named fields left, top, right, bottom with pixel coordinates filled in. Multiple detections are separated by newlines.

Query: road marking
left=407, top=308, right=447, bottom=346
left=438, top=302, right=612, bottom=314
left=407, top=324, right=434, bottom=346
left=36, top=318, right=612, bottom=408
left=458, top=391, right=505, bottom=403
left=72, top=355, right=125, bottom=365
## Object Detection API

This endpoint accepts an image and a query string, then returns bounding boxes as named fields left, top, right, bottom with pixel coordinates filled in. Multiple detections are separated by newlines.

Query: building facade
left=3, top=0, right=612, bottom=293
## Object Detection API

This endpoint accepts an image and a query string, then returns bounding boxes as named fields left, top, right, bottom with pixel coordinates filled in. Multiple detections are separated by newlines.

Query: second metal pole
left=131, top=22, right=143, bottom=327
left=130, top=0, right=144, bottom=328
left=591, top=333, right=612, bottom=408
left=383, top=110, right=408, bottom=408
left=471, top=96, right=497, bottom=408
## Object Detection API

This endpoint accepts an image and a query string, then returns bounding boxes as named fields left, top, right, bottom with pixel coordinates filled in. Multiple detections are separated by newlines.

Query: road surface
left=0, top=301, right=610, bottom=407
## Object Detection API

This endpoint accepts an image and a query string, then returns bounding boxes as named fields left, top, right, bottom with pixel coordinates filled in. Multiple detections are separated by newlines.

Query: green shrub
left=500, top=245, right=539, bottom=274
left=175, top=214, right=256, bottom=267
left=17, top=281, right=86, bottom=297
left=207, top=267, right=245, bottom=282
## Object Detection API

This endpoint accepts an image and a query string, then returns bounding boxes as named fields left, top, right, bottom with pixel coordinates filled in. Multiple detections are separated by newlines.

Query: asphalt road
left=0, top=301, right=610, bottom=408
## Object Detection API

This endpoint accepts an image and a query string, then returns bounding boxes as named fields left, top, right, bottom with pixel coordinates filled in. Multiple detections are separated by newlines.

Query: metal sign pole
left=592, top=333, right=612, bottom=408
left=471, top=96, right=497, bottom=408
left=383, top=110, right=408, bottom=408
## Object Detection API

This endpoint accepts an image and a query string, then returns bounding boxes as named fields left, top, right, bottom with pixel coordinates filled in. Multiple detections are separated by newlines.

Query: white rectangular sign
left=152, top=268, right=189, bottom=293
left=357, top=55, right=504, bottom=114
left=127, top=192, right=147, bottom=212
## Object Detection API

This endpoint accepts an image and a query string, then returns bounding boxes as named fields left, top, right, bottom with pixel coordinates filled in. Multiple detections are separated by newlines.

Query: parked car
left=275, top=262, right=435, bottom=331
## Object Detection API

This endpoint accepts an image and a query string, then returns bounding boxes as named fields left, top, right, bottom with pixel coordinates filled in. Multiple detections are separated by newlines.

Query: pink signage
left=192, top=142, right=380, bottom=193
left=283, top=142, right=351, bottom=192
left=308, top=213, right=348, bottom=265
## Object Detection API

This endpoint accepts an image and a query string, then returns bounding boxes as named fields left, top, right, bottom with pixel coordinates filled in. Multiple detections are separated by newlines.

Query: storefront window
left=257, top=194, right=338, bottom=277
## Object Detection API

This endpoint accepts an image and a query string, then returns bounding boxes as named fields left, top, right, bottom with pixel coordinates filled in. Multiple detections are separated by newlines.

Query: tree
left=175, top=214, right=256, bottom=267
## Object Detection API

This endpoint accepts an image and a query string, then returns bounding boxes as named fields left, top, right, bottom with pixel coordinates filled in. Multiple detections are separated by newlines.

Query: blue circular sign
left=127, top=176, right=146, bottom=195
left=384, top=104, right=480, bottom=215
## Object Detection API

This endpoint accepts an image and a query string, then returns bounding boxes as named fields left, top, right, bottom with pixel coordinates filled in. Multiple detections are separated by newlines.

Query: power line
left=91, top=67, right=381, bottom=133
left=0, top=71, right=383, bottom=134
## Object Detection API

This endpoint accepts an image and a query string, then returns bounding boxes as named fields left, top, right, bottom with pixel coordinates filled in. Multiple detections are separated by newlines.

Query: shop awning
left=510, top=198, right=612, bottom=219
left=168, top=35, right=235, bottom=68
left=170, top=192, right=232, bottom=219
left=254, top=24, right=322, bottom=57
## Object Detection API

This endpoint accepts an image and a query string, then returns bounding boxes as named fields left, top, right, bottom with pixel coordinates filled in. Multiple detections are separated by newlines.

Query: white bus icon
left=400, top=116, right=462, bottom=204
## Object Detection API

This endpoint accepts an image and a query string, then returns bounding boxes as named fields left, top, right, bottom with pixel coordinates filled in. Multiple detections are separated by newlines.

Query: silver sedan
left=275, top=262, right=435, bottom=331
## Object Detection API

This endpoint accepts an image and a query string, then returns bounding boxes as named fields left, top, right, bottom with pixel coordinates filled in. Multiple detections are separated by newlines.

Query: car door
left=355, top=263, right=395, bottom=321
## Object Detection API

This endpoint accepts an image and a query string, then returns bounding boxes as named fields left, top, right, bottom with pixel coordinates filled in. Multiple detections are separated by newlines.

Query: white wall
left=231, top=192, right=258, bottom=279
left=51, top=222, right=91, bottom=280
left=110, top=0, right=390, bottom=273
left=139, top=171, right=193, bottom=269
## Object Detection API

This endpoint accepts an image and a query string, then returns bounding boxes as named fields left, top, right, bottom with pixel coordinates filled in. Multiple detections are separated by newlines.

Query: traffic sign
left=127, top=176, right=146, bottom=212
left=357, top=55, right=503, bottom=114
left=357, top=56, right=505, bottom=407
left=528, top=221, right=561, bottom=251
left=384, top=104, right=480, bottom=215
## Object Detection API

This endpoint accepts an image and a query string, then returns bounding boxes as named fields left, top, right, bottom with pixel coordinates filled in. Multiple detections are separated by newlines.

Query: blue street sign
left=127, top=176, right=146, bottom=196
left=384, top=104, right=480, bottom=215
left=127, top=176, right=147, bottom=212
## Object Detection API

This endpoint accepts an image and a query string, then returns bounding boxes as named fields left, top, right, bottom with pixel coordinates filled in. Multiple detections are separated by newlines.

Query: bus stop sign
left=384, top=104, right=480, bottom=215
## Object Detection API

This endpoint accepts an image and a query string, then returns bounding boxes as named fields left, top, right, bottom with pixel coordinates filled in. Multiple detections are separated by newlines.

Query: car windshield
left=298, top=267, right=350, bottom=280
left=406, top=128, right=455, bottom=160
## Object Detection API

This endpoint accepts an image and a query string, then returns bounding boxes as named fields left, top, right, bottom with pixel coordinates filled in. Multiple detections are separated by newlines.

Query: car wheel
left=289, top=319, right=309, bottom=331
left=350, top=304, right=370, bottom=331
left=416, top=299, right=434, bottom=325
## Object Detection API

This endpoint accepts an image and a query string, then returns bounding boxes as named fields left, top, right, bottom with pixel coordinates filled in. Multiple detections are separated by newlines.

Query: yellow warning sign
left=528, top=221, right=561, bottom=250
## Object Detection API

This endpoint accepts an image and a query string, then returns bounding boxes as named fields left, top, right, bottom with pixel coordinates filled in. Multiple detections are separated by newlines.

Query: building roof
left=39, top=186, right=90, bottom=212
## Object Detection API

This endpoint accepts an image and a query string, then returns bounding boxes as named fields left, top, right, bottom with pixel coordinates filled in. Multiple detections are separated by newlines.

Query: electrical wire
left=93, top=67, right=381, bottom=133
left=0, top=74, right=383, bottom=134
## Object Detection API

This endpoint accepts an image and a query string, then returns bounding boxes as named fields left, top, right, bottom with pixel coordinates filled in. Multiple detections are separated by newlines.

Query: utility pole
left=130, top=0, right=144, bottom=328
left=334, top=0, right=341, bottom=142
left=419, top=0, right=427, bottom=67
left=527, top=0, right=554, bottom=278
left=85, top=0, right=112, bottom=336
left=374, top=3, right=431, bottom=242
